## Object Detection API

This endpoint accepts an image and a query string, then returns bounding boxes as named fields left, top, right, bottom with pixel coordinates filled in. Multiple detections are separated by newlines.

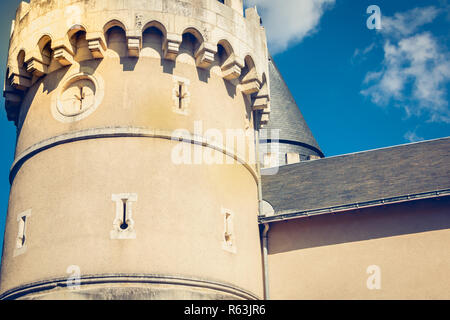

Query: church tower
left=0, top=0, right=270, bottom=299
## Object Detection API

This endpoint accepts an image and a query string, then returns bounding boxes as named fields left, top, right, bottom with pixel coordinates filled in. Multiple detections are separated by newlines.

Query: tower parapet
left=1, top=0, right=269, bottom=300
left=4, top=0, right=270, bottom=125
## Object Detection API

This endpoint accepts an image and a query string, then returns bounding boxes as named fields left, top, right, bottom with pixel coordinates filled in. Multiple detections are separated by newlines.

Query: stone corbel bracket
left=252, top=81, right=270, bottom=126
left=50, top=38, right=75, bottom=67
left=7, top=66, right=32, bottom=92
left=221, top=54, right=244, bottom=81
left=86, top=33, right=107, bottom=59
left=163, top=33, right=182, bottom=61
left=3, top=81, right=23, bottom=124
left=251, top=81, right=269, bottom=111
left=25, top=57, right=48, bottom=78
left=195, top=42, right=217, bottom=69
left=240, top=68, right=261, bottom=96
left=127, top=37, right=141, bottom=57
left=53, top=46, right=75, bottom=66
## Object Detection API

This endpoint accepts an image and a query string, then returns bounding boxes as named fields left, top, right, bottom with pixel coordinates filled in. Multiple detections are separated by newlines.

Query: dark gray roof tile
left=262, top=137, right=450, bottom=215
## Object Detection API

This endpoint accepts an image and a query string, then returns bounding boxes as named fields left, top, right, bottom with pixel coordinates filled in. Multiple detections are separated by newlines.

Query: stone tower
left=0, top=0, right=270, bottom=300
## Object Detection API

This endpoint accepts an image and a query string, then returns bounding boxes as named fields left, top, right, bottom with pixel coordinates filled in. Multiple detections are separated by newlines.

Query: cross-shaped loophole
left=74, top=86, right=86, bottom=110
left=176, top=83, right=187, bottom=109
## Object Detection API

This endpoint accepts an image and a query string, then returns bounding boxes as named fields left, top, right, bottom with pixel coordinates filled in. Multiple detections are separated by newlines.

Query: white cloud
left=361, top=7, right=450, bottom=124
left=245, top=0, right=335, bottom=54
left=352, top=43, right=377, bottom=64
left=380, top=6, right=441, bottom=38
left=404, top=130, right=425, bottom=143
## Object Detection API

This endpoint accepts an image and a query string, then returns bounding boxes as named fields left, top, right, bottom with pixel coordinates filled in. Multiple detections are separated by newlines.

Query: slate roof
left=261, top=137, right=450, bottom=222
left=264, top=56, right=323, bottom=156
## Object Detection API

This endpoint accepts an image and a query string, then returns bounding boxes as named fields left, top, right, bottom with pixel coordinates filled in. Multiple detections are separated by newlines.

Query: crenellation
left=127, top=37, right=142, bottom=57
left=226, top=0, right=243, bottom=14
left=53, top=47, right=74, bottom=66
left=17, top=2, right=30, bottom=23
left=221, top=53, right=243, bottom=80
left=252, top=82, right=270, bottom=112
left=6, top=0, right=267, bottom=88
left=3, top=82, right=22, bottom=124
left=194, top=41, right=217, bottom=68
left=3, top=0, right=270, bottom=151
left=9, top=73, right=32, bottom=92
left=3, top=0, right=270, bottom=156
left=25, top=58, right=48, bottom=78
left=163, top=32, right=183, bottom=60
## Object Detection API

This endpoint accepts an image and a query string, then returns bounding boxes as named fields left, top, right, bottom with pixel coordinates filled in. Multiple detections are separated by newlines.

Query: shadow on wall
left=268, top=197, right=450, bottom=255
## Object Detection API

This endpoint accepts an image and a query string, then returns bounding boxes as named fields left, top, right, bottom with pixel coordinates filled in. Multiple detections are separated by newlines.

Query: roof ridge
left=306, top=136, right=450, bottom=162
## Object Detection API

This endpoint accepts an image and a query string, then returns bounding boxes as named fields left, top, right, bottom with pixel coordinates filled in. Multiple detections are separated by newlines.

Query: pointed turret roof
left=265, top=56, right=323, bottom=157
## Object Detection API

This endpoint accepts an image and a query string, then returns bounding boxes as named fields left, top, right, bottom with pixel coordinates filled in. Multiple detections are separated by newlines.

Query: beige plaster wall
left=1, top=137, right=263, bottom=298
left=15, top=54, right=256, bottom=162
left=267, top=197, right=450, bottom=299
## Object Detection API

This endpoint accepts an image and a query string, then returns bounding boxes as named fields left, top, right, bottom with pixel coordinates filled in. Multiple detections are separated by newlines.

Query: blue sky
left=0, top=0, right=449, bottom=262
left=247, top=0, right=450, bottom=155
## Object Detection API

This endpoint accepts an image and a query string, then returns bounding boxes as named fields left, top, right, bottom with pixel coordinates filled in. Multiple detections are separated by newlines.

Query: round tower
left=0, top=0, right=270, bottom=300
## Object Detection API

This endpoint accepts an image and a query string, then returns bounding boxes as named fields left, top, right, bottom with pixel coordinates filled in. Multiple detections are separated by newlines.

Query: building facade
left=0, top=0, right=449, bottom=300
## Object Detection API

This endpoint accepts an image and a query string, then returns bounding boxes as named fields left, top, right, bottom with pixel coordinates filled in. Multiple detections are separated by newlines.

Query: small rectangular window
left=172, top=76, right=190, bottom=115
left=16, top=216, right=27, bottom=249
left=111, top=193, right=138, bottom=239
left=221, top=208, right=236, bottom=253
left=14, top=209, right=31, bottom=257
left=286, top=152, right=300, bottom=165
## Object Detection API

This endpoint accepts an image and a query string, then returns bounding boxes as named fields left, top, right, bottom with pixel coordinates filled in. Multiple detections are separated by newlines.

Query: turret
left=260, top=57, right=323, bottom=170
left=0, top=0, right=270, bottom=300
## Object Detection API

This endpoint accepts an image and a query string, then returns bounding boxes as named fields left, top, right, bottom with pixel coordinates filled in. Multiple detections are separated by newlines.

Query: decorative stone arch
left=253, top=72, right=270, bottom=123
left=261, top=72, right=267, bottom=83
left=142, top=20, right=167, bottom=38
left=17, top=50, right=27, bottom=73
left=103, top=19, right=128, bottom=35
left=37, top=34, right=53, bottom=64
left=104, top=20, right=128, bottom=57
left=181, top=27, right=218, bottom=69
left=8, top=50, right=30, bottom=94
left=3, top=62, right=23, bottom=122
left=9, top=49, right=32, bottom=90
left=181, top=27, right=204, bottom=54
left=23, top=34, right=54, bottom=77
left=5, top=66, right=11, bottom=82
left=240, top=54, right=261, bottom=95
left=217, top=39, right=234, bottom=61
left=260, top=72, right=269, bottom=94
left=243, top=55, right=256, bottom=73
left=216, top=39, right=243, bottom=80
left=4, top=65, right=14, bottom=91
left=67, top=24, right=87, bottom=40
left=66, top=24, right=88, bottom=60
left=141, top=20, right=167, bottom=58
left=37, top=34, right=52, bottom=51
left=182, top=27, right=204, bottom=42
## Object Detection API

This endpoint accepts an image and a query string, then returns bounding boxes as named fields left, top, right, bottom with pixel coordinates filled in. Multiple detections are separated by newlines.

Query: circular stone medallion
left=52, top=72, right=104, bottom=123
